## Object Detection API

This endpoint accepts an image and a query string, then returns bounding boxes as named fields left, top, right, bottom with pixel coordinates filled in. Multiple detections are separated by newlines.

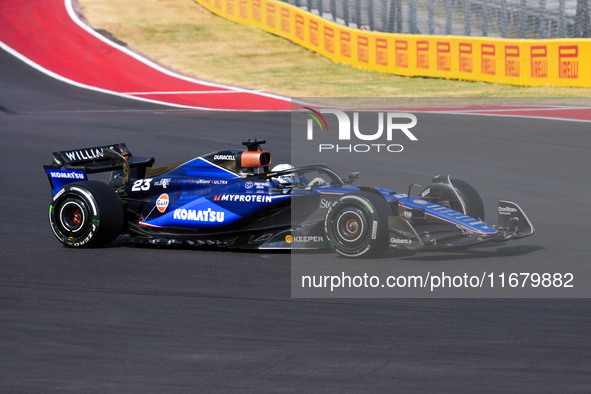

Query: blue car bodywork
left=44, top=140, right=534, bottom=257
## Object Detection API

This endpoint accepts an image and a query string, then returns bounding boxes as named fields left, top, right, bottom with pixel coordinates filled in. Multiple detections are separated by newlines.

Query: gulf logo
left=156, top=194, right=169, bottom=213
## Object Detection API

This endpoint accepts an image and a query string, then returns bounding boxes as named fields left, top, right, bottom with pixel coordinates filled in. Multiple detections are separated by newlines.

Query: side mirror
left=345, top=172, right=360, bottom=184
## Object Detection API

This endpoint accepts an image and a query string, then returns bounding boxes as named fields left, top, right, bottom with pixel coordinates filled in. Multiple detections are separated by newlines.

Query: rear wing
left=43, top=143, right=154, bottom=195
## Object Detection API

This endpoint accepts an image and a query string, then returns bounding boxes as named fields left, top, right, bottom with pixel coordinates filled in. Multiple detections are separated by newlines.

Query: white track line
left=64, top=0, right=291, bottom=108
left=0, top=40, right=209, bottom=110
left=415, top=110, right=591, bottom=123
left=438, top=106, right=591, bottom=113
left=125, top=90, right=261, bottom=95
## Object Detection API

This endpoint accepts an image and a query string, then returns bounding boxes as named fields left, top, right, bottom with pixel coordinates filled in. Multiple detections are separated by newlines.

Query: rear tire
left=324, top=191, right=391, bottom=258
left=49, top=181, right=124, bottom=248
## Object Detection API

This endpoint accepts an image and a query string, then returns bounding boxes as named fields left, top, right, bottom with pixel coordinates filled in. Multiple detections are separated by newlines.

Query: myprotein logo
left=304, top=108, right=417, bottom=153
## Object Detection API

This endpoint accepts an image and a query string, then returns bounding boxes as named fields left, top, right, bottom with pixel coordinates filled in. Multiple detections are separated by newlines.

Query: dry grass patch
left=78, top=0, right=591, bottom=99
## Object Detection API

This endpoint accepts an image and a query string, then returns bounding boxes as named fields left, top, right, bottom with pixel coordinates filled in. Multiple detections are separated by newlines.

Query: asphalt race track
left=2, top=47, right=591, bottom=392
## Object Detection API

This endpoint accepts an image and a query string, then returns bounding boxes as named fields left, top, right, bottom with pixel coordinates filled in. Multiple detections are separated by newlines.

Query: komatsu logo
left=304, top=109, right=418, bottom=153
left=49, top=171, right=85, bottom=179
left=173, top=208, right=225, bottom=222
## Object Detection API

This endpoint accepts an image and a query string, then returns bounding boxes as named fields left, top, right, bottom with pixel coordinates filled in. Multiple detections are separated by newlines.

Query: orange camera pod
left=238, top=150, right=272, bottom=168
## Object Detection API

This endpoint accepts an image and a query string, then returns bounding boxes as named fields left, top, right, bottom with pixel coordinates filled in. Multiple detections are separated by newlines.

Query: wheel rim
left=336, top=209, right=365, bottom=243
left=58, top=198, right=89, bottom=235
left=325, top=193, right=390, bottom=258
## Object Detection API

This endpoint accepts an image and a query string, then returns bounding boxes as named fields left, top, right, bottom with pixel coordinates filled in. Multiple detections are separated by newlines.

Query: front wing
left=388, top=200, right=535, bottom=251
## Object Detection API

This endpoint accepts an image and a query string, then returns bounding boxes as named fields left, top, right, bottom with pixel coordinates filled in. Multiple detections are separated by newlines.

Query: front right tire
left=324, top=191, right=391, bottom=258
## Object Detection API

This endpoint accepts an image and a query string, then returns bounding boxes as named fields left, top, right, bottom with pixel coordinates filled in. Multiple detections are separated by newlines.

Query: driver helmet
left=271, top=164, right=297, bottom=185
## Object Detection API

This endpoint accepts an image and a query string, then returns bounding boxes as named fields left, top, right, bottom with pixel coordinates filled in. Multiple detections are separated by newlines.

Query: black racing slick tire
left=450, top=179, right=485, bottom=221
left=324, top=191, right=391, bottom=258
left=421, top=178, right=485, bottom=221
left=49, top=181, right=124, bottom=248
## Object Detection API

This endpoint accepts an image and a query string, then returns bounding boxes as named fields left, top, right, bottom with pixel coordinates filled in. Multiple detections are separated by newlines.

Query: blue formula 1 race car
left=44, top=139, right=534, bottom=258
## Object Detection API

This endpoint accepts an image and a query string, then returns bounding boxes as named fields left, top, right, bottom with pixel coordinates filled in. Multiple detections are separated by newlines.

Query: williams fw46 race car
left=44, top=140, right=534, bottom=258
